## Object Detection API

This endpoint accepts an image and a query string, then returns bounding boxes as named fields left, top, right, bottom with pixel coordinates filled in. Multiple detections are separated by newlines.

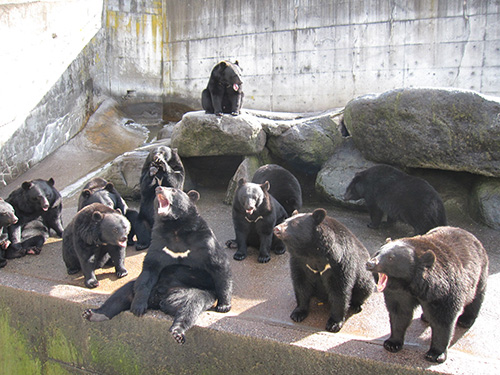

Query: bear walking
left=366, top=226, right=489, bottom=363
left=344, top=165, right=447, bottom=235
left=274, top=209, right=374, bottom=332
left=201, top=60, right=244, bottom=116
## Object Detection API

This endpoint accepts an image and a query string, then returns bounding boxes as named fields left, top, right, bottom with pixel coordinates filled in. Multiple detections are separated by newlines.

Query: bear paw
left=326, top=317, right=344, bottom=333
left=215, top=303, right=231, bottom=313
left=135, top=242, right=150, bottom=251
left=258, top=254, right=271, bottom=263
left=85, top=278, right=99, bottom=289
left=82, top=309, right=109, bottom=322
left=0, top=258, right=6, bottom=268
left=26, top=246, right=42, bottom=255
left=457, top=315, right=476, bottom=328
left=350, top=305, right=363, bottom=314
left=67, top=267, right=81, bottom=275
left=425, top=349, right=447, bottom=363
left=225, top=240, right=237, bottom=249
left=130, top=301, right=148, bottom=317
left=273, top=247, right=286, bottom=255
left=115, top=268, right=128, bottom=278
left=170, top=328, right=186, bottom=344
left=383, top=339, right=403, bottom=353
left=290, top=308, right=308, bottom=323
left=233, top=252, right=247, bottom=261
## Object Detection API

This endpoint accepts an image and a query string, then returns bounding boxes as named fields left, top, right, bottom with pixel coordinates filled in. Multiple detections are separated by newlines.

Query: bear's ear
left=81, top=189, right=91, bottom=198
left=187, top=190, right=200, bottom=203
left=292, top=209, right=299, bottom=216
left=420, top=250, right=436, bottom=267
left=385, top=237, right=392, bottom=243
left=261, top=181, right=270, bottom=192
left=115, top=208, right=123, bottom=215
left=47, top=178, right=55, bottom=186
left=237, top=178, right=246, bottom=187
left=22, top=181, right=33, bottom=190
left=92, top=211, right=104, bottom=222
left=312, top=208, right=327, bottom=225
left=104, top=182, right=115, bottom=192
left=235, top=60, right=239, bottom=66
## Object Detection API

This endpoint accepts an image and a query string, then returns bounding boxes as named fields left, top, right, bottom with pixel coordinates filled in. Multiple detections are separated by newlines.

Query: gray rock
left=315, top=138, right=377, bottom=209
left=470, top=177, right=500, bottom=230
left=171, top=111, right=266, bottom=157
left=344, top=88, right=500, bottom=177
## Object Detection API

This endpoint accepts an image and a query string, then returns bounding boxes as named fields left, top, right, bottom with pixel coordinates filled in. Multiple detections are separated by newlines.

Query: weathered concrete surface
left=1, top=126, right=500, bottom=374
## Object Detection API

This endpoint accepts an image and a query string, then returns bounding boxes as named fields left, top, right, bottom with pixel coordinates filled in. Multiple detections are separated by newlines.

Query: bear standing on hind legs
left=366, top=226, right=489, bottom=363
left=202, top=60, right=244, bottom=116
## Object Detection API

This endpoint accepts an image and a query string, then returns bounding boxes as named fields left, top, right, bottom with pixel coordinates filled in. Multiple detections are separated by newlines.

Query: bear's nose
left=273, top=226, right=282, bottom=238
left=366, top=259, right=377, bottom=271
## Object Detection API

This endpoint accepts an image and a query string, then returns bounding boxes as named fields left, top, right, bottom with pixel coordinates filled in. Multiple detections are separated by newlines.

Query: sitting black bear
left=201, top=60, right=244, bottom=116
left=135, top=146, right=185, bottom=250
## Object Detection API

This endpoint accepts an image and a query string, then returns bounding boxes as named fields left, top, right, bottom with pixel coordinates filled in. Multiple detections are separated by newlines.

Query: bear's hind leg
left=83, top=281, right=135, bottom=321
left=201, top=88, right=214, bottom=114
left=367, top=204, right=384, bottom=229
left=458, top=280, right=486, bottom=328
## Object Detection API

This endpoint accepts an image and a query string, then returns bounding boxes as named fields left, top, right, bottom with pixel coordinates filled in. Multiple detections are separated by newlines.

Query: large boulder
left=171, top=111, right=266, bottom=157
left=344, top=88, right=500, bottom=177
left=470, top=177, right=500, bottom=230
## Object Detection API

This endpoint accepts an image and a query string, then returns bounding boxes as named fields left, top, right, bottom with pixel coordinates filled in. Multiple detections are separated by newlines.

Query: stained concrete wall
left=104, top=0, right=500, bottom=111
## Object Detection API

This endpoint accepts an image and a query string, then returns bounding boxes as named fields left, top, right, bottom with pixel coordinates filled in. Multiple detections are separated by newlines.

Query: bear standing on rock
left=62, top=203, right=131, bottom=288
left=274, top=208, right=374, bottom=333
left=344, top=165, right=447, bottom=235
left=201, top=60, right=244, bottom=116
left=135, top=146, right=185, bottom=250
left=366, top=226, right=489, bottom=363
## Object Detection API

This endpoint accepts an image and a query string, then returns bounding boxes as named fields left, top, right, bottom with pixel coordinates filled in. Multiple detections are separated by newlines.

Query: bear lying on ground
left=16, top=217, right=49, bottom=256
left=62, top=203, right=130, bottom=288
left=6, top=178, right=64, bottom=258
left=274, top=208, right=374, bottom=332
left=231, top=179, right=288, bottom=263
left=78, top=177, right=137, bottom=245
left=83, top=264, right=218, bottom=344
left=129, top=187, right=232, bottom=322
left=0, top=198, right=18, bottom=268
left=366, top=226, right=489, bottom=363
left=201, top=60, right=244, bottom=116
left=251, top=164, right=302, bottom=217
left=344, top=165, right=447, bottom=235
left=135, top=146, right=185, bottom=250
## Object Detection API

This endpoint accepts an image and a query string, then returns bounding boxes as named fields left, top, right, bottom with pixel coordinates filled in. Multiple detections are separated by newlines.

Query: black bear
left=15, top=217, right=49, bottom=256
left=62, top=203, right=131, bottom=288
left=83, top=264, right=219, bottom=344
left=201, top=60, right=244, bottom=116
left=0, top=198, right=18, bottom=268
left=274, top=209, right=374, bottom=332
left=129, top=187, right=232, bottom=322
left=366, top=226, right=489, bottom=363
left=251, top=164, right=302, bottom=217
left=135, top=146, right=185, bottom=250
left=344, top=165, right=447, bottom=235
left=78, top=177, right=137, bottom=245
left=231, top=179, right=287, bottom=263
left=6, top=178, right=64, bottom=257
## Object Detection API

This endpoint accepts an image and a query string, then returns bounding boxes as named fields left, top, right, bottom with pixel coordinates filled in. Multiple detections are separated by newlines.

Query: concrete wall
left=104, top=0, right=500, bottom=111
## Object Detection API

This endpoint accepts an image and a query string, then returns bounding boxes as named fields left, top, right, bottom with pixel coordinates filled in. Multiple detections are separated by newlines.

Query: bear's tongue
left=118, top=238, right=128, bottom=248
left=157, top=194, right=170, bottom=215
left=246, top=208, right=255, bottom=215
left=377, top=273, right=388, bottom=292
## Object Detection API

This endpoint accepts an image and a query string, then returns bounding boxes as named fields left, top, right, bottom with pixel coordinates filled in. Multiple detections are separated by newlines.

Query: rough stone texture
left=470, top=177, right=500, bottom=230
left=344, top=88, right=500, bottom=177
left=263, top=110, right=344, bottom=169
left=315, top=138, right=377, bottom=209
left=171, top=111, right=266, bottom=157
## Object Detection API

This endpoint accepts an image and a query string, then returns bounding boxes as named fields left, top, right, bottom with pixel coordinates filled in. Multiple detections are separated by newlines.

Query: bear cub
left=201, top=60, right=244, bottom=116
left=274, top=209, right=374, bottom=332
left=129, top=187, right=232, bottom=321
left=344, top=164, right=447, bottom=235
left=62, top=203, right=131, bottom=288
left=366, top=226, right=489, bottom=363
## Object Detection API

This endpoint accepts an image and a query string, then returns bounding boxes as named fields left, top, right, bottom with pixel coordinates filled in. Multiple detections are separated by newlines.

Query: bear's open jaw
left=157, top=194, right=170, bottom=216
left=377, top=273, right=388, bottom=292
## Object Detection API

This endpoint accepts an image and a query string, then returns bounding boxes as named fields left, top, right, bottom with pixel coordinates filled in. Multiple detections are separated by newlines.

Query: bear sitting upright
left=6, top=178, right=64, bottom=258
left=135, top=146, right=185, bottom=250
left=231, top=179, right=288, bottom=263
left=366, top=226, right=489, bottom=363
left=129, top=187, right=232, bottom=320
left=201, top=60, right=244, bottom=116
left=344, top=165, right=447, bottom=235
left=274, top=208, right=374, bottom=332
left=251, top=164, right=302, bottom=217
left=0, top=198, right=18, bottom=268
left=62, top=203, right=130, bottom=288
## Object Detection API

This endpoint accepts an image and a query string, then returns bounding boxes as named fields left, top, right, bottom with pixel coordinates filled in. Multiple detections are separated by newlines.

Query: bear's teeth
left=377, top=273, right=388, bottom=292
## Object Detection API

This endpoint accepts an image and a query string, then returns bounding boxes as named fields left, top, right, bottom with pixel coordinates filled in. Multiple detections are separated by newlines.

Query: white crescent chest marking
left=306, top=263, right=331, bottom=275
left=163, top=246, right=191, bottom=259
left=245, top=215, right=263, bottom=223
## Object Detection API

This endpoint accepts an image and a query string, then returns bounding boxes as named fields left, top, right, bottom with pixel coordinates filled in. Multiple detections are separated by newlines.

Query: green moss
left=0, top=307, right=42, bottom=374
left=88, top=336, right=142, bottom=375
left=46, top=326, right=82, bottom=366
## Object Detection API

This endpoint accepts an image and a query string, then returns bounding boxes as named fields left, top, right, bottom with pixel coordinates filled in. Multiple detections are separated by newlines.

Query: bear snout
left=366, top=258, right=378, bottom=271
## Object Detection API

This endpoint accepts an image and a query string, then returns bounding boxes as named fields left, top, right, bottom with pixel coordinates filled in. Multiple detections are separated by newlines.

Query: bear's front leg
left=290, top=260, right=313, bottom=323
left=256, top=225, right=273, bottom=263
left=424, top=308, right=457, bottom=363
left=233, top=224, right=249, bottom=261
left=107, top=245, right=128, bottom=278
left=383, top=290, right=417, bottom=353
left=131, top=263, right=161, bottom=316
left=367, top=203, right=384, bottom=229
left=323, top=277, right=350, bottom=333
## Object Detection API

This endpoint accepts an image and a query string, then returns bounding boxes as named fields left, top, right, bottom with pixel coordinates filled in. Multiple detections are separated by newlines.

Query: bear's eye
left=388, top=255, right=395, bottom=262
left=113, top=228, right=119, bottom=234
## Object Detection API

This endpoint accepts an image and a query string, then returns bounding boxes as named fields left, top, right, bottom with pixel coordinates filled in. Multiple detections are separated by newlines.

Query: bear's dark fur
left=344, top=165, right=447, bottom=235
left=83, top=264, right=217, bottom=344
left=251, top=164, right=303, bottom=217
left=231, top=179, right=288, bottom=263
left=201, top=60, right=244, bottom=116
left=78, top=177, right=137, bottom=245
left=135, top=146, right=185, bottom=250
left=6, top=178, right=64, bottom=257
left=0, top=198, right=18, bottom=268
left=366, top=226, right=489, bottom=363
left=14, top=217, right=50, bottom=257
left=129, top=187, right=232, bottom=322
left=274, top=208, right=374, bottom=332
left=62, top=203, right=131, bottom=288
